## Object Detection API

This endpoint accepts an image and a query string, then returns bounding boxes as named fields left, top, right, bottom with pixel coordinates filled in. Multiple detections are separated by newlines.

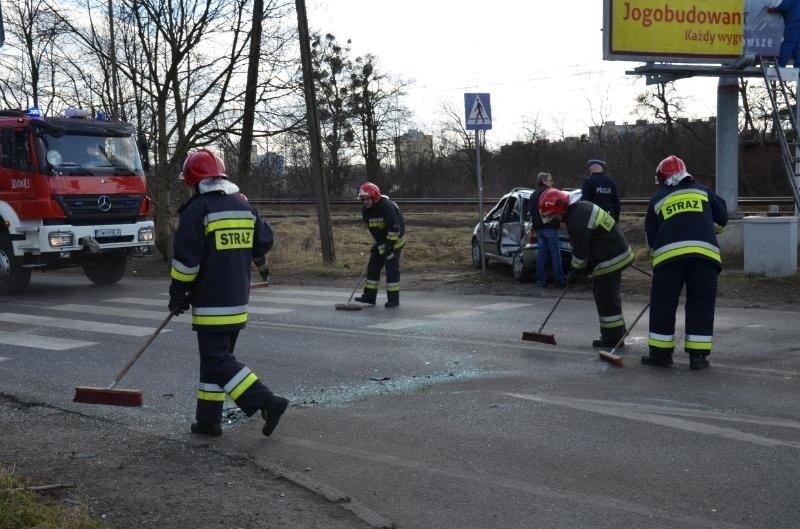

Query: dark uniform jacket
left=581, top=172, right=621, bottom=222
left=529, top=184, right=560, bottom=231
left=565, top=201, right=633, bottom=277
left=170, top=187, right=273, bottom=331
left=645, top=179, right=728, bottom=270
left=363, top=195, right=406, bottom=255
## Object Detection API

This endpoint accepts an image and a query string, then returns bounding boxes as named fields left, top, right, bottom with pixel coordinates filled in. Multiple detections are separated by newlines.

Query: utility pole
left=107, top=0, right=120, bottom=119
left=296, top=0, right=335, bottom=263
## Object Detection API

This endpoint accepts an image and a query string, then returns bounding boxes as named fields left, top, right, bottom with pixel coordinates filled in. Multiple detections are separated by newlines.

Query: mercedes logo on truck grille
left=97, top=195, right=112, bottom=212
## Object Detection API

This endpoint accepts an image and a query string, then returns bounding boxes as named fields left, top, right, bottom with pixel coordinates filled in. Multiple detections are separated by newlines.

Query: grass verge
left=0, top=468, right=104, bottom=529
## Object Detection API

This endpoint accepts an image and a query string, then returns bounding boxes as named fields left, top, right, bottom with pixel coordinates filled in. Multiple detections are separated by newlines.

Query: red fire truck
left=0, top=108, right=154, bottom=294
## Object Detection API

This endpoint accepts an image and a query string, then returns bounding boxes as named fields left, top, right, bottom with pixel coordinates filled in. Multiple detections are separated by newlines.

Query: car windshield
left=39, top=132, right=144, bottom=176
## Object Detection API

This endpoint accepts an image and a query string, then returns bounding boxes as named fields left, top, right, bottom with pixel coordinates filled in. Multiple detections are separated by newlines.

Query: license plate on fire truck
left=95, top=228, right=121, bottom=237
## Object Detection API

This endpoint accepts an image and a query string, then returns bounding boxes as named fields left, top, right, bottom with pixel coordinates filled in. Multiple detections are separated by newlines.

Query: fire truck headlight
left=48, top=231, right=74, bottom=248
left=138, top=226, right=154, bottom=243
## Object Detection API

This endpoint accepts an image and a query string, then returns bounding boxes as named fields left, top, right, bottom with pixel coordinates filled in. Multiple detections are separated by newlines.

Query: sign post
left=464, top=93, right=492, bottom=275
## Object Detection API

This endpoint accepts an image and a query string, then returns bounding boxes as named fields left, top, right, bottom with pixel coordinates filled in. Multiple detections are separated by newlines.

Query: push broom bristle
left=334, top=303, right=363, bottom=311
left=521, top=332, right=557, bottom=345
left=598, top=351, right=624, bottom=367
left=73, top=386, right=143, bottom=407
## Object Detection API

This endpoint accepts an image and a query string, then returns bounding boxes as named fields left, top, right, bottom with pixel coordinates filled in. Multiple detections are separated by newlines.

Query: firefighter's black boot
left=592, top=337, right=624, bottom=348
left=384, top=290, right=399, bottom=308
left=190, top=421, right=222, bottom=437
left=261, top=395, right=289, bottom=437
left=689, top=352, right=710, bottom=370
left=641, top=351, right=674, bottom=367
left=354, top=291, right=376, bottom=305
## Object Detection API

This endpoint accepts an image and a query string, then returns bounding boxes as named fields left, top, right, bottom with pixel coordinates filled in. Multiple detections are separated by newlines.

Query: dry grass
left=0, top=468, right=105, bottom=529
left=263, top=212, right=477, bottom=277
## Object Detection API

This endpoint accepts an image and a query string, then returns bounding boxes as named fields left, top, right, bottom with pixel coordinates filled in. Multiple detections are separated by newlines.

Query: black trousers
left=648, top=258, right=719, bottom=357
left=362, top=248, right=402, bottom=303
left=592, top=271, right=626, bottom=343
left=195, top=330, right=273, bottom=425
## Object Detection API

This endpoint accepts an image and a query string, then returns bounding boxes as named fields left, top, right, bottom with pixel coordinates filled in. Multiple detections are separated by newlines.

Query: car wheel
left=512, top=250, right=532, bottom=282
left=471, top=238, right=483, bottom=269
left=0, top=233, right=32, bottom=295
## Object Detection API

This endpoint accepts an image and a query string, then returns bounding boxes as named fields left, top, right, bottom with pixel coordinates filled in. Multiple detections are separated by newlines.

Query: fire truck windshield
left=40, top=132, right=144, bottom=176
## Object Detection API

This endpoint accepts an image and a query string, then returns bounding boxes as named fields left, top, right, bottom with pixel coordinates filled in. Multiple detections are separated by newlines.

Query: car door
left=499, top=194, right=524, bottom=257
left=481, top=197, right=507, bottom=258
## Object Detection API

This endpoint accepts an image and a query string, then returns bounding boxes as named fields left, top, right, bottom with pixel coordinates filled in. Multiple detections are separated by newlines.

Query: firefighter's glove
left=168, top=286, right=191, bottom=316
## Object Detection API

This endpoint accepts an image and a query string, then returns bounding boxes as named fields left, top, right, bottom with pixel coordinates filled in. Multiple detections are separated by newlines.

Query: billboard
left=604, top=0, right=782, bottom=63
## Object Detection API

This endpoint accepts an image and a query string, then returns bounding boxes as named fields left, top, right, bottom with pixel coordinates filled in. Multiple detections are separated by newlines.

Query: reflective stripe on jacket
left=645, top=181, right=728, bottom=269
left=362, top=195, right=406, bottom=252
left=171, top=189, right=273, bottom=331
left=565, top=201, right=633, bottom=277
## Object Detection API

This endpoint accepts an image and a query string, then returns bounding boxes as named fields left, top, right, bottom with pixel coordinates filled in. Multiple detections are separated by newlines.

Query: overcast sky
left=307, top=0, right=721, bottom=147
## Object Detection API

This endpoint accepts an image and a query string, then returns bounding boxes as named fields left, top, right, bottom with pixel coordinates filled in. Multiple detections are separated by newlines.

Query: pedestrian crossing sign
left=464, top=93, right=491, bottom=130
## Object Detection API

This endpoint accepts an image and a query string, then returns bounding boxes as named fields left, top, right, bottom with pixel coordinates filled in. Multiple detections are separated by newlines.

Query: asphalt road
left=1, top=273, right=799, bottom=529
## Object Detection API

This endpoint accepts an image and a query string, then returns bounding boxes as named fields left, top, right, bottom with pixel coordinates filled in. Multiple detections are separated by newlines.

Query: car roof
left=505, top=187, right=533, bottom=198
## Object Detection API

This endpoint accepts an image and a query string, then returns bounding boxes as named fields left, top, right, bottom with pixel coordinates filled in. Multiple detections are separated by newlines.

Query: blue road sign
left=464, top=93, right=491, bottom=131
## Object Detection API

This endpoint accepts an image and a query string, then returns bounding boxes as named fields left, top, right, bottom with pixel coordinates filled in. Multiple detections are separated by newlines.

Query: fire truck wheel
left=0, top=233, right=31, bottom=295
left=82, top=253, right=128, bottom=285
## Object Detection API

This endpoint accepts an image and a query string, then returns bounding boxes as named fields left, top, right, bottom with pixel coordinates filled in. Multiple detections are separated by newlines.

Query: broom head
left=598, top=350, right=624, bottom=367
left=73, top=386, right=143, bottom=407
left=521, top=331, right=556, bottom=345
left=251, top=281, right=270, bottom=289
left=335, top=303, right=363, bottom=311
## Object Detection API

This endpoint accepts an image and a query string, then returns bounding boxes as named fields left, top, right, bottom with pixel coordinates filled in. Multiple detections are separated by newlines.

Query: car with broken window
left=471, top=187, right=573, bottom=282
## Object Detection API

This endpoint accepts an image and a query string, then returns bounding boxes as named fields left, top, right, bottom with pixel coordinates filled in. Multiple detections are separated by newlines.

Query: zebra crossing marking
left=53, top=304, right=165, bottom=320
left=0, top=334, right=95, bottom=350
left=473, top=302, right=531, bottom=311
left=428, top=309, right=487, bottom=320
left=249, top=294, right=332, bottom=307
left=105, top=297, right=293, bottom=315
left=0, top=313, right=157, bottom=337
left=368, top=320, right=431, bottom=330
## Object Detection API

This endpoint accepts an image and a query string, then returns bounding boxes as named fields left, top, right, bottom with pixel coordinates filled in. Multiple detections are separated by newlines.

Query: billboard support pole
left=716, top=76, right=740, bottom=216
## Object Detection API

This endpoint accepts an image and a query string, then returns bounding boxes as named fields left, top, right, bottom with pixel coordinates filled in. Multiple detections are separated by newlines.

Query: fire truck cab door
left=0, top=127, right=36, bottom=202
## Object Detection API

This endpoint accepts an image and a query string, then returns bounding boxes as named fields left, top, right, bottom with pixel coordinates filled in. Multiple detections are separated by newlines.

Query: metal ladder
left=758, top=57, right=800, bottom=212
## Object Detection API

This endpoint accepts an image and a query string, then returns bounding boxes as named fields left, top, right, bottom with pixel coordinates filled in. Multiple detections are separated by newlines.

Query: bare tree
left=634, top=81, right=688, bottom=140
left=0, top=0, right=70, bottom=111
left=347, top=54, right=408, bottom=186
left=311, top=32, right=355, bottom=195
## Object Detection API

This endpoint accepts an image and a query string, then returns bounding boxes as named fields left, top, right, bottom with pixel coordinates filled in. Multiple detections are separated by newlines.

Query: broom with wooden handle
left=74, top=310, right=176, bottom=407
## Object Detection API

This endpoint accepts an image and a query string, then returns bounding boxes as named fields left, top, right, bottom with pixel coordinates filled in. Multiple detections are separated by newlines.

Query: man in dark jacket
left=354, top=181, right=407, bottom=308
left=769, top=0, right=800, bottom=66
left=642, top=155, right=729, bottom=370
left=581, top=159, right=621, bottom=222
left=539, top=187, right=634, bottom=348
left=529, top=172, right=564, bottom=288
left=169, top=148, right=288, bottom=437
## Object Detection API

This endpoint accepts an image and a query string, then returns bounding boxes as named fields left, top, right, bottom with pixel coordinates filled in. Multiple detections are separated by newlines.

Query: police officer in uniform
left=539, top=187, right=634, bottom=347
left=170, top=148, right=288, bottom=437
left=354, top=182, right=406, bottom=308
left=581, top=159, right=621, bottom=222
left=641, top=155, right=728, bottom=370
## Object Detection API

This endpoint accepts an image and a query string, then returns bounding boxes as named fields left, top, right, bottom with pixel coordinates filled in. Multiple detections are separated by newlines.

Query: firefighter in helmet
left=539, top=187, right=634, bottom=347
left=642, top=155, right=728, bottom=370
left=170, top=148, right=288, bottom=437
left=354, top=182, right=406, bottom=308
